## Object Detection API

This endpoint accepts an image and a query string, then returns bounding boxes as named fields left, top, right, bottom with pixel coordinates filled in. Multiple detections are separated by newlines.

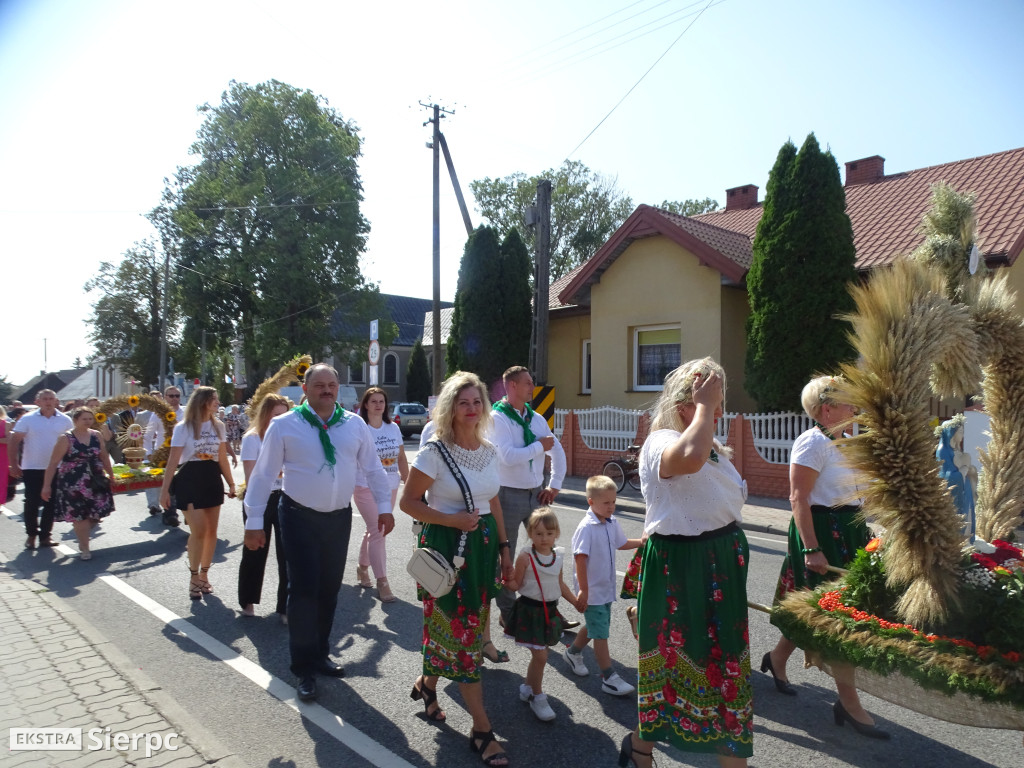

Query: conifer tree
left=446, top=227, right=505, bottom=386
left=745, top=134, right=858, bottom=410
left=498, top=229, right=533, bottom=369
left=406, top=337, right=431, bottom=406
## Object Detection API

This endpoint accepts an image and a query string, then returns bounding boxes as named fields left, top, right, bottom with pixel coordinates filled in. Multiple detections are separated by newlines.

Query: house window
left=582, top=340, right=592, bottom=393
left=383, top=352, right=399, bottom=385
left=634, top=325, right=680, bottom=391
left=349, top=362, right=365, bottom=384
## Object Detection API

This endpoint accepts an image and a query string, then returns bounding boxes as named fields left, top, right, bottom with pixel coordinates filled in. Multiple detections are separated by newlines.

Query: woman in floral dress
left=41, top=407, right=115, bottom=560
left=400, top=371, right=513, bottom=768
left=620, top=358, right=752, bottom=768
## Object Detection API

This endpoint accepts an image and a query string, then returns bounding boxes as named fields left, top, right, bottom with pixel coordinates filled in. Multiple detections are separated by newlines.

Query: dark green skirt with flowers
left=636, top=524, right=753, bottom=758
left=505, top=596, right=566, bottom=648
left=771, top=505, right=869, bottom=606
left=418, top=514, right=501, bottom=683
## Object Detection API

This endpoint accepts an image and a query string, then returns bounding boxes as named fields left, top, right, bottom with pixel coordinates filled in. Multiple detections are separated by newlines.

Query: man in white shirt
left=243, top=364, right=392, bottom=702
left=9, top=389, right=74, bottom=549
left=491, top=365, right=569, bottom=625
left=144, top=386, right=185, bottom=526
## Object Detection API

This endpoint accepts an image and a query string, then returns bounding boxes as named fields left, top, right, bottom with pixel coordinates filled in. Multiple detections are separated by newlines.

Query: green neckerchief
left=295, top=401, right=347, bottom=470
left=494, top=399, right=537, bottom=470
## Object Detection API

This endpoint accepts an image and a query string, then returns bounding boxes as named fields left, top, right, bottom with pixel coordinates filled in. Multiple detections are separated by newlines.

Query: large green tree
left=406, top=337, right=431, bottom=406
left=470, top=160, right=634, bottom=281
left=162, top=80, right=375, bottom=391
left=446, top=226, right=532, bottom=387
left=745, top=134, right=858, bottom=411
left=84, top=240, right=189, bottom=385
left=658, top=197, right=720, bottom=216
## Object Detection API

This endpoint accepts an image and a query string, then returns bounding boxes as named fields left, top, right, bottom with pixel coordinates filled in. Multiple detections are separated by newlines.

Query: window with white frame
left=383, top=352, right=399, bottom=385
left=582, top=339, right=592, bottom=393
left=633, top=325, right=680, bottom=390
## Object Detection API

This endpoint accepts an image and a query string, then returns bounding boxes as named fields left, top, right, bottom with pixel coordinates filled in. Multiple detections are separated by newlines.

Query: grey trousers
left=495, top=484, right=544, bottom=622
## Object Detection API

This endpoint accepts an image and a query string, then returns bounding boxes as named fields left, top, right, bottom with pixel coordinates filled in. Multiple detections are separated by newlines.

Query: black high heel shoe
left=617, top=733, right=655, bottom=767
left=833, top=700, right=891, bottom=740
left=760, top=651, right=797, bottom=695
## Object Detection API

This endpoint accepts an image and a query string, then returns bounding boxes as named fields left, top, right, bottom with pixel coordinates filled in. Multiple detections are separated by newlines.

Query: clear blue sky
left=2, top=0, right=1022, bottom=387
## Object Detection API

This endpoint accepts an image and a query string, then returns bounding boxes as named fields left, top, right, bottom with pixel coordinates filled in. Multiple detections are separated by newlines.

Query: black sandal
left=617, top=732, right=655, bottom=768
left=188, top=567, right=202, bottom=600
left=481, top=641, right=509, bottom=663
left=410, top=676, right=446, bottom=722
left=198, top=565, right=213, bottom=594
left=469, top=729, right=509, bottom=766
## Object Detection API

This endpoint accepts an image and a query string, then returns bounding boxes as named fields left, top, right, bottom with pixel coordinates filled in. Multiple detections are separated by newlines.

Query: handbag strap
left=528, top=550, right=552, bottom=627
left=430, top=440, right=473, bottom=567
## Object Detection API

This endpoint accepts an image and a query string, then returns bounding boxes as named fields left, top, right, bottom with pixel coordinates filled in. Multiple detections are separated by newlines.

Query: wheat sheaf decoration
left=93, top=393, right=176, bottom=467
left=833, top=183, right=1024, bottom=629
left=244, top=354, right=311, bottom=419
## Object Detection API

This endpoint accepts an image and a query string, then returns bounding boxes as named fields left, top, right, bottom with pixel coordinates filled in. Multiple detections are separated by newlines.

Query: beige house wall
left=1004, top=260, right=1024, bottom=317
left=720, top=285, right=757, bottom=413
left=546, top=312, right=591, bottom=411
left=587, top=236, right=724, bottom=411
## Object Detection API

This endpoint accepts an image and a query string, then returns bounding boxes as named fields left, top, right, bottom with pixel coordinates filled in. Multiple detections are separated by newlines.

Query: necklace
left=531, top=546, right=555, bottom=567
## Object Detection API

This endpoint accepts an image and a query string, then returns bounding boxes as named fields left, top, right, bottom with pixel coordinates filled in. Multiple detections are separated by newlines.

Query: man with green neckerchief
left=492, top=365, right=568, bottom=628
left=242, top=363, right=392, bottom=702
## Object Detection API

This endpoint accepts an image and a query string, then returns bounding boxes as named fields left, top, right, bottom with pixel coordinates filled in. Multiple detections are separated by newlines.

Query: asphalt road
left=2, top=441, right=1020, bottom=767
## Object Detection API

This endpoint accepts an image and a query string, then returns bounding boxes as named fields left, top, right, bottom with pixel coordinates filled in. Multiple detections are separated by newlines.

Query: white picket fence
left=554, top=406, right=817, bottom=464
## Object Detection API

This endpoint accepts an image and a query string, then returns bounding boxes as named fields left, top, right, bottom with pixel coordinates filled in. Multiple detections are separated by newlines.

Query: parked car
left=389, top=402, right=429, bottom=438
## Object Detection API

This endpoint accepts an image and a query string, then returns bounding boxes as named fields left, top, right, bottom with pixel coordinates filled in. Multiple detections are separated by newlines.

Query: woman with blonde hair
left=620, top=357, right=753, bottom=768
left=238, top=393, right=291, bottom=620
left=400, top=371, right=513, bottom=767
left=160, top=386, right=235, bottom=600
left=762, top=375, right=887, bottom=738
left=353, top=386, right=408, bottom=603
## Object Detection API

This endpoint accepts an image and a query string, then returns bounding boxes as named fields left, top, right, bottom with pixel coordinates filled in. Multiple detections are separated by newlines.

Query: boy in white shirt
left=564, top=474, right=641, bottom=695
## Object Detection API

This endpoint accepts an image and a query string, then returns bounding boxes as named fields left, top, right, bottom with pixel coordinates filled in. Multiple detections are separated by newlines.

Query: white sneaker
left=601, top=672, right=636, bottom=696
left=529, top=693, right=557, bottom=722
left=563, top=646, right=589, bottom=677
left=519, top=683, right=533, bottom=702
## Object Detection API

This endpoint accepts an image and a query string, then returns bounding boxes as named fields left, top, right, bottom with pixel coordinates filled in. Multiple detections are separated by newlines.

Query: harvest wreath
left=93, top=393, right=177, bottom=487
left=769, top=185, right=1024, bottom=728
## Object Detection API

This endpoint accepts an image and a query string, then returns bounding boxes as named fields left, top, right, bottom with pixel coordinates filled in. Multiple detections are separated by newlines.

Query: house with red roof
left=549, top=147, right=1024, bottom=413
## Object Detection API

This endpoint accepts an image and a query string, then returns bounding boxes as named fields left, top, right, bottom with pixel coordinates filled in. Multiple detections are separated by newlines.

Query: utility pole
left=158, top=247, right=171, bottom=388
left=530, top=179, right=552, bottom=383
left=421, top=101, right=455, bottom=395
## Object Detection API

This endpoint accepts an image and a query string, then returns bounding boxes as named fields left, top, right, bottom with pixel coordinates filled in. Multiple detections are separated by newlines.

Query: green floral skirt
left=418, top=515, right=501, bottom=683
left=772, top=505, right=869, bottom=605
left=504, top=596, right=566, bottom=648
left=637, top=524, right=753, bottom=758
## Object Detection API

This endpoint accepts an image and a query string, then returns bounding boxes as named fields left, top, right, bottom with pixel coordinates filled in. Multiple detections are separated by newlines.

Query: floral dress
left=225, top=412, right=242, bottom=443
left=54, top=431, right=114, bottom=522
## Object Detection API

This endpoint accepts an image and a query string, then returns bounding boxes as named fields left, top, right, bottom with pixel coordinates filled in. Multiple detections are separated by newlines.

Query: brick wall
left=560, top=410, right=790, bottom=499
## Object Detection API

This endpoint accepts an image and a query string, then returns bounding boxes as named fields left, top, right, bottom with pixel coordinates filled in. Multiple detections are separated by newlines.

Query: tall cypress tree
left=498, top=228, right=533, bottom=370
left=406, top=337, right=431, bottom=406
left=745, top=134, right=857, bottom=411
left=446, top=226, right=506, bottom=386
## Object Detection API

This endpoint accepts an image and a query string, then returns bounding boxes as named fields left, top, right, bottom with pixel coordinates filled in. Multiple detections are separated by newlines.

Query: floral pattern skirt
left=637, top=525, right=753, bottom=758
left=419, top=514, right=500, bottom=683
left=504, top=596, right=566, bottom=649
left=772, top=505, right=869, bottom=605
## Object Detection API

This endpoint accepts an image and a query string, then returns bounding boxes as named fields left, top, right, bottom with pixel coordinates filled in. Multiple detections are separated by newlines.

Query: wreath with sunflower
left=93, top=392, right=178, bottom=467
left=243, top=353, right=311, bottom=419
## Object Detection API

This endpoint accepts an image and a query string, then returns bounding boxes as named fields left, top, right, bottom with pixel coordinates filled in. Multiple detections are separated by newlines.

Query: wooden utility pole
left=530, top=179, right=552, bottom=383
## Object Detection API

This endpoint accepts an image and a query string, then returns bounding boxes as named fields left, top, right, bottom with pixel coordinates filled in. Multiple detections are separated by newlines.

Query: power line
left=566, top=0, right=720, bottom=160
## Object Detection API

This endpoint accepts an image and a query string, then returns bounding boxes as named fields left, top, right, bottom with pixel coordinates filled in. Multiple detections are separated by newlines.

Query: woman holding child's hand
left=400, top=372, right=512, bottom=767
left=618, top=358, right=753, bottom=768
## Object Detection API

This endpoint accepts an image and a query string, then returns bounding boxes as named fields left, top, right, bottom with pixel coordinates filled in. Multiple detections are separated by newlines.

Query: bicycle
left=602, top=444, right=642, bottom=493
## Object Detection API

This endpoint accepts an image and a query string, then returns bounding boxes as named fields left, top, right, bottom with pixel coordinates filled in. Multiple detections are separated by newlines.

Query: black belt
left=518, top=595, right=558, bottom=608
left=810, top=504, right=861, bottom=515
left=280, top=492, right=351, bottom=516
left=654, top=521, right=739, bottom=543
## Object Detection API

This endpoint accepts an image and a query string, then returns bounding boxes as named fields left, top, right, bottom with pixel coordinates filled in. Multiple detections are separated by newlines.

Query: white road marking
left=1, top=503, right=416, bottom=768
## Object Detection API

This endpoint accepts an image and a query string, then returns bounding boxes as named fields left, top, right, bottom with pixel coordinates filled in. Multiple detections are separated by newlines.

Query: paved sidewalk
left=555, top=474, right=793, bottom=534
left=0, top=562, right=247, bottom=768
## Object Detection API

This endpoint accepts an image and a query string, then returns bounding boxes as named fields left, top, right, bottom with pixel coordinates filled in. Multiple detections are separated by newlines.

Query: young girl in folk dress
left=503, top=507, right=582, bottom=722
left=41, top=407, right=115, bottom=559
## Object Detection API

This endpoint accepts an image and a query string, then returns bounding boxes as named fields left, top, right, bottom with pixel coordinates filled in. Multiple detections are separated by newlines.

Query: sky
left=2, top=0, right=1023, bottom=388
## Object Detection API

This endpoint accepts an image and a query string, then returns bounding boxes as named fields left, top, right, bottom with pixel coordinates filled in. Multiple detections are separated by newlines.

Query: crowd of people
left=4, top=356, right=891, bottom=767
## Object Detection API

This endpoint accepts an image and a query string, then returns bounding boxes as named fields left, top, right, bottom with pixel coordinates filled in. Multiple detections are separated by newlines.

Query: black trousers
left=238, top=490, right=288, bottom=614
left=22, top=469, right=53, bottom=539
left=278, top=493, right=352, bottom=678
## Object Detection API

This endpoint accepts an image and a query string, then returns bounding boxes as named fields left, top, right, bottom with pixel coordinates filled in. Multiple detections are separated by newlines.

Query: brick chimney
left=845, top=155, right=885, bottom=186
left=725, top=184, right=759, bottom=211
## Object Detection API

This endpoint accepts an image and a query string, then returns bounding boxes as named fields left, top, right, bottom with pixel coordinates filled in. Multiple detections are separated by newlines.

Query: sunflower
left=296, top=361, right=310, bottom=378
left=128, top=395, right=140, bottom=408
left=164, top=411, right=177, bottom=423
left=94, top=412, right=107, bottom=424
left=163, top=437, right=172, bottom=447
